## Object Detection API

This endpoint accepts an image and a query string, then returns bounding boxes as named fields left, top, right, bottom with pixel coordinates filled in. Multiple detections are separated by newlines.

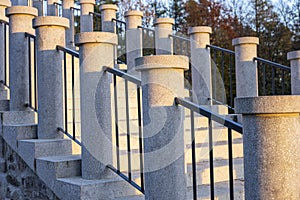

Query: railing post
left=47, top=0, right=58, bottom=16
left=6, top=6, right=37, bottom=111
left=188, top=26, right=212, bottom=105
left=154, top=18, right=174, bottom=55
left=33, top=16, right=69, bottom=139
left=62, top=0, right=75, bottom=48
left=79, top=0, right=94, bottom=32
left=125, top=10, right=143, bottom=70
left=232, top=37, right=259, bottom=97
left=33, top=0, right=43, bottom=16
left=235, top=96, right=300, bottom=200
left=288, top=51, right=300, bottom=95
left=135, top=55, right=188, bottom=199
left=0, top=0, right=10, bottom=101
left=75, top=32, right=117, bottom=179
left=100, top=4, right=118, bottom=33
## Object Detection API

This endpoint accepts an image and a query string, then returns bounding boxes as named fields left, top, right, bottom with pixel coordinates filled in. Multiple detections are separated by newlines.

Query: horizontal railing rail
left=254, top=57, right=291, bottom=95
left=56, top=45, right=81, bottom=144
left=0, top=20, right=9, bottom=89
left=104, top=66, right=144, bottom=193
left=207, top=45, right=235, bottom=55
left=25, top=32, right=37, bottom=112
left=175, top=97, right=242, bottom=200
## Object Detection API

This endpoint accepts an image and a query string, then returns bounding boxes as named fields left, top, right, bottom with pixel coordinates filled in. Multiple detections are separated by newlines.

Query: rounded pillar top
left=287, top=51, right=300, bottom=61
left=188, top=26, right=212, bottom=35
left=75, top=32, right=118, bottom=46
left=6, top=6, right=38, bottom=17
left=79, top=0, right=95, bottom=4
left=33, top=16, right=69, bottom=29
left=232, top=37, right=259, bottom=46
left=154, top=18, right=174, bottom=26
left=0, top=0, right=11, bottom=7
left=135, top=55, right=189, bottom=71
left=125, top=10, right=143, bottom=18
left=100, top=4, right=118, bottom=11
left=235, top=96, right=300, bottom=114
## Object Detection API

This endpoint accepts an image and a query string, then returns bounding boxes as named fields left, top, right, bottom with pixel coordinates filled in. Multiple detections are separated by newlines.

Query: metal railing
left=175, top=97, right=243, bottom=200
left=104, top=66, right=144, bottom=193
left=0, top=20, right=9, bottom=88
left=56, top=45, right=81, bottom=146
left=25, top=32, right=37, bottom=112
left=71, top=7, right=80, bottom=34
left=254, top=57, right=291, bottom=95
left=112, top=18, right=127, bottom=64
left=53, top=2, right=63, bottom=16
left=137, top=26, right=156, bottom=56
left=89, top=12, right=102, bottom=31
left=169, top=34, right=191, bottom=57
left=207, top=45, right=236, bottom=111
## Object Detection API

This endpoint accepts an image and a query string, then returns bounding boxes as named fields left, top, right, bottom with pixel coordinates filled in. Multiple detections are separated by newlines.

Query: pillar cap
left=33, top=16, right=69, bottom=29
left=75, top=32, right=118, bottom=46
left=232, top=37, right=259, bottom=46
left=287, top=51, right=300, bottom=61
left=0, top=0, right=11, bottom=7
left=125, top=10, right=143, bottom=18
left=188, top=26, right=212, bottom=35
left=154, top=18, right=174, bottom=26
left=135, top=55, right=189, bottom=71
left=79, top=0, right=95, bottom=4
left=235, top=96, right=300, bottom=114
left=100, top=4, right=118, bottom=11
left=6, top=6, right=38, bottom=17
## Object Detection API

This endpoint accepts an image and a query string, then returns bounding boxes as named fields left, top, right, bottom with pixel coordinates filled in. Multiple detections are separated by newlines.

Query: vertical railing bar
left=153, top=30, right=156, bottom=55
left=281, top=69, right=285, bottom=94
left=33, top=36, right=37, bottom=110
left=209, top=118, right=215, bottom=199
left=64, top=52, right=68, bottom=133
left=72, top=55, right=75, bottom=139
left=4, top=24, right=7, bottom=86
left=263, top=63, right=266, bottom=96
left=191, top=110, right=197, bottom=200
left=125, top=80, right=132, bottom=181
left=213, top=49, right=217, bottom=100
left=228, top=128, right=234, bottom=200
left=137, top=86, right=144, bottom=192
left=114, top=74, right=120, bottom=171
left=221, top=51, right=225, bottom=102
left=272, top=66, right=275, bottom=95
left=28, top=36, right=32, bottom=108
left=229, top=54, right=233, bottom=108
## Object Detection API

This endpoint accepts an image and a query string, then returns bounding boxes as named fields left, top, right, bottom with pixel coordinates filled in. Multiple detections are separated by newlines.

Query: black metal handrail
left=254, top=57, right=291, bottom=95
left=24, top=32, right=37, bottom=112
left=175, top=97, right=242, bottom=200
left=206, top=44, right=236, bottom=112
left=56, top=45, right=80, bottom=144
left=0, top=20, right=9, bottom=89
left=104, top=66, right=144, bottom=193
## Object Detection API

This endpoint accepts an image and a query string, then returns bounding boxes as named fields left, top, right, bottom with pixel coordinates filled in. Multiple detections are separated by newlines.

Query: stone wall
left=0, top=137, right=59, bottom=200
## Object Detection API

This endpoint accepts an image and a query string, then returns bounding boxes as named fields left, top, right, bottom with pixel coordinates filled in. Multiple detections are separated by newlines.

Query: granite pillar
left=79, top=0, right=94, bottom=32
left=188, top=26, right=212, bottom=105
left=6, top=6, right=37, bottom=110
left=125, top=10, right=143, bottom=71
left=135, top=55, right=188, bottom=200
left=100, top=4, right=117, bottom=33
left=62, top=0, right=74, bottom=48
left=232, top=37, right=259, bottom=97
left=235, top=96, right=300, bottom=200
left=33, top=16, right=69, bottom=139
left=75, top=32, right=117, bottom=179
left=154, top=18, right=174, bottom=55
left=288, top=51, right=300, bottom=95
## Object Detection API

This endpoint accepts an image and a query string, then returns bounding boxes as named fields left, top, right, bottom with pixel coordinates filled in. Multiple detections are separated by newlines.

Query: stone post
left=62, top=0, right=74, bottom=48
left=154, top=18, right=174, bottom=55
left=288, top=51, right=300, bottom=95
left=135, top=55, right=188, bottom=200
left=33, top=0, right=43, bottom=16
left=188, top=26, right=212, bottom=105
left=33, top=16, right=69, bottom=139
left=235, top=96, right=300, bottom=200
left=6, top=6, right=37, bottom=111
left=0, top=0, right=10, bottom=100
left=79, top=0, right=94, bottom=32
left=125, top=10, right=143, bottom=71
left=100, top=4, right=118, bottom=33
left=232, top=37, right=259, bottom=97
left=75, top=32, right=117, bottom=179
left=47, top=0, right=58, bottom=16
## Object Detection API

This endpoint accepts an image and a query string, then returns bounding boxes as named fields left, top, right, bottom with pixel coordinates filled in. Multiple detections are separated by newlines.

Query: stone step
left=36, top=155, right=81, bottom=180
left=0, top=100, right=9, bottom=111
left=17, top=139, right=72, bottom=170
left=2, top=124, right=37, bottom=152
